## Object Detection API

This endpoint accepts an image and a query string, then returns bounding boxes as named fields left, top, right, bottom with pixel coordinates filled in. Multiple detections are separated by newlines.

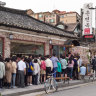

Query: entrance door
left=52, top=45, right=59, bottom=58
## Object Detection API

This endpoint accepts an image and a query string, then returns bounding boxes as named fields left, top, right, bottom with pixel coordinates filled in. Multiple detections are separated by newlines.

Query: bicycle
left=44, top=72, right=58, bottom=93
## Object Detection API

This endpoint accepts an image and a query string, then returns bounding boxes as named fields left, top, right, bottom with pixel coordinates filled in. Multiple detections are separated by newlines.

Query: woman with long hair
left=40, top=57, right=46, bottom=83
left=68, top=56, right=74, bottom=80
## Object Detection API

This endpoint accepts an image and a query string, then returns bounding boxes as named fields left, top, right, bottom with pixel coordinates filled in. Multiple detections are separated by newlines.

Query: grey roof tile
left=0, top=6, right=77, bottom=38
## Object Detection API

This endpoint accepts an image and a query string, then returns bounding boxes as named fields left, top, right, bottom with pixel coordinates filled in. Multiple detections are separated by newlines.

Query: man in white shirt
left=33, top=59, right=40, bottom=85
left=45, top=55, right=53, bottom=79
left=17, top=57, right=26, bottom=88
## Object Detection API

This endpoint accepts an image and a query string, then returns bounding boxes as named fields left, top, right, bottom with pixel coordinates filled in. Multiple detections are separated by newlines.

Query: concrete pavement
left=0, top=76, right=96, bottom=96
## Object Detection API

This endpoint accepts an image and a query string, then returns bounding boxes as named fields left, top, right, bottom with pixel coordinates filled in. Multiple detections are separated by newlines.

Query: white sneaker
left=30, top=84, right=32, bottom=86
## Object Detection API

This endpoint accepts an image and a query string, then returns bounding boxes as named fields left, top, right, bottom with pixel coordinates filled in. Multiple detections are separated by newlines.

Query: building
left=26, top=9, right=81, bottom=25
left=59, top=12, right=80, bottom=24
left=0, top=6, right=79, bottom=58
left=45, top=13, right=59, bottom=25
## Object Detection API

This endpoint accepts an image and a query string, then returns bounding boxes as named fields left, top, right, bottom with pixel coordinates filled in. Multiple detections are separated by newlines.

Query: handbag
left=31, top=65, right=34, bottom=71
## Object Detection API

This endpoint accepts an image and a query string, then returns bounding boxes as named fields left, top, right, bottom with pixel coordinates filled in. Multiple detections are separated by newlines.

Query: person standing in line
left=11, top=56, right=17, bottom=88
left=17, top=57, right=26, bottom=88
left=5, top=58, right=12, bottom=88
left=45, top=55, right=53, bottom=79
left=40, top=57, right=46, bottom=83
left=0, top=57, right=5, bottom=89
left=24, top=57, right=29, bottom=86
left=77, top=55, right=82, bottom=79
left=67, top=56, right=74, bottom=80
left=57, top=61, right=62, bottom=79
left=33, top=59, right=40, bottom=85
left=50, top=54, right=59, bottom=78
left=60, top=56, right=68, bottom=77
left=33, top=55, right=41, bottom=84
left=91, top=55, right=96, bottom=77
left=27, top=58, right=34, bottom=85
left=73, top=56, right=78, bottom=80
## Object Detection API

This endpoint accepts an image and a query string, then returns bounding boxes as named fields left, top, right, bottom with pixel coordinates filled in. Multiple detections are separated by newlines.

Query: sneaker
left=13, top=86, right=16, bottom=89
left=30, top=84, right=32, bottom=86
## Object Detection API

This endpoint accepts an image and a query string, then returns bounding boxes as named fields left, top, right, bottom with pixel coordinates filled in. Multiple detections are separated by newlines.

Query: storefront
left=10, top=40, right=45, bottom=56
left=0, top=6, right=77, bottom=58
left=49, top=45, right=66, bottom=58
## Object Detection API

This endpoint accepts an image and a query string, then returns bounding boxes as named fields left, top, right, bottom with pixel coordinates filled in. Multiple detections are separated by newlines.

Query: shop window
left=11, top=42, right=44, bottom=56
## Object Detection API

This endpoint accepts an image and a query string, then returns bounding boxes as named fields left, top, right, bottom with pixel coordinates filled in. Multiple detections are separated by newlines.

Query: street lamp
left=49, top=39, right=52, bottom=44
left=9, top=33, right=13, bottom=40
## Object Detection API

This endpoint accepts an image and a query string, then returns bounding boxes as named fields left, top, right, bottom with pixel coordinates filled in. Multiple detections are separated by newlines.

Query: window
left=57, top=25, right=65, bottom=29
left=60, top=15, right=64, bottom=18
left=39, top=14, right=43, bottom=18
left=49, top=19, right=55, bottom=23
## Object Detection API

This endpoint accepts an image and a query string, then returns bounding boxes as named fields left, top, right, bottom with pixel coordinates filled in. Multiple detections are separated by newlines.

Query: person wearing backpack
left=57, top=61, right=62, bottom=81
left=27, top=58, right=34, bottom=86
left=40, top=57, right=46, bottom=83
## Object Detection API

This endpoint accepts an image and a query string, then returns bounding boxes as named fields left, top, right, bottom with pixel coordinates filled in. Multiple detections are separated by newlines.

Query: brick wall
left=0, top=27, right=68, bottom=58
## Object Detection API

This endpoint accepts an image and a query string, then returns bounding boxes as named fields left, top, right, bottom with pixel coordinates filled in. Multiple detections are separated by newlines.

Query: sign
left=82, top=3, right=93, bottom=36
left=84, top=35, right=94, bottom=38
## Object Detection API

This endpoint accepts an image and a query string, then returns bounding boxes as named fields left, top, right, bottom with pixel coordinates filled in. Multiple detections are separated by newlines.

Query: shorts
left=28, top=72, right=32, bottom=76
left=40, top=69, right=46, bottom=75
left=62, top=69, right=67, bottom=74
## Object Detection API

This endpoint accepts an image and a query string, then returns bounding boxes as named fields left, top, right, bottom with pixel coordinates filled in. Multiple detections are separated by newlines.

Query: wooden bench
left=55, top=77, right=70, bottom=84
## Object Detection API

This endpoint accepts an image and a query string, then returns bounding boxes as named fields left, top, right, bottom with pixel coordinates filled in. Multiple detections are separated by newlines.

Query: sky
left=1, top=0, right=96, bottom=26
left=2, top=0, right=96, bottom=13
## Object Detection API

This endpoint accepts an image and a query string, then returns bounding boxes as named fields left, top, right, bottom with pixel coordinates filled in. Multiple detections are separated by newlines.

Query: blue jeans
left=53, top=67, right=57, bottom=78
left=11, top=73, right=16, bottom=87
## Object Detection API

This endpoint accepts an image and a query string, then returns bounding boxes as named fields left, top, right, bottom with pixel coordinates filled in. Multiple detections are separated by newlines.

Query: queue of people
left=0, top=52, right=87, bottom=90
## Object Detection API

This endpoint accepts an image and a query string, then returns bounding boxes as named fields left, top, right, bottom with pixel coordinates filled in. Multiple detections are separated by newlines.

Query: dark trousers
left=67, top=67, right=73, bottom=79
left=18, top=70, right=25, bottom=87
left=57, top=72, right=61, bottom=77
left=0, top=78, right=3, bottom=88
left=33, top=74, right=38, bottom=85
left=73, top=68, right=78, bottom=79
left=46, top=67, right=51, bottom=79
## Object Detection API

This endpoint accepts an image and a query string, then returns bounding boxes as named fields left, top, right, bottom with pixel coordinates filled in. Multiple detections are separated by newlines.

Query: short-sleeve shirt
left=18, top=60, right=26, bottom=71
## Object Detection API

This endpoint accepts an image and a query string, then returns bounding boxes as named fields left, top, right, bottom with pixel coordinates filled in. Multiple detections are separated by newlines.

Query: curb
left=2, top=79, right=96, bottom=96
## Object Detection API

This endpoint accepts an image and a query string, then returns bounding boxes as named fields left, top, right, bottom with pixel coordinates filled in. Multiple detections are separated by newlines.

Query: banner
left=82, top=3, right=93, bottom=36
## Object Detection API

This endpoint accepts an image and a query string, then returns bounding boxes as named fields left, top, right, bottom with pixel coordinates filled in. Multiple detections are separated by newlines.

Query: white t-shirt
left=33, top=63, right=40, bottom=75
left=45, top=58, right=53, bottom=71
left=18, top=60, right=26, bottom=71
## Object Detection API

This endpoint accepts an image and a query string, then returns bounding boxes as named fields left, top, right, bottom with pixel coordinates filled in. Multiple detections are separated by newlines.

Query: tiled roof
left=0, top=6, right=77, bottom=38
left=65, top=23, right=79, bottom=32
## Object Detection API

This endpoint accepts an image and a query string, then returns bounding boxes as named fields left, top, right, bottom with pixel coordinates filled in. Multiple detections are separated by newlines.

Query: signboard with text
left=82, top=3, right=93, bottom=36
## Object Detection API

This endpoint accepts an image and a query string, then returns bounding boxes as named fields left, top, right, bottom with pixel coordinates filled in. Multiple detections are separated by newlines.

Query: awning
left=64, top=39, right=80, bottom=46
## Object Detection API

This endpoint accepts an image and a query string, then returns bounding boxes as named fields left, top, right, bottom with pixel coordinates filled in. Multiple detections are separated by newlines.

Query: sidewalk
left=1, top=76, right=96, bottom=96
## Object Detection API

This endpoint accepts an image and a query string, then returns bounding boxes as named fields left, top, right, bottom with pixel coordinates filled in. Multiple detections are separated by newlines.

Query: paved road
left=44, top=82, right=96, bottom=96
